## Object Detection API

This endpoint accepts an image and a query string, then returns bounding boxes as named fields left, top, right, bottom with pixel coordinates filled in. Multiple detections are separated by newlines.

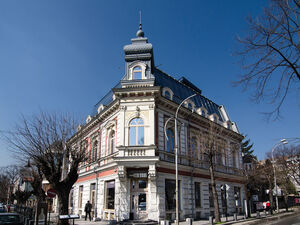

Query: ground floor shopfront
left=71, top=165, right=245, bottom=222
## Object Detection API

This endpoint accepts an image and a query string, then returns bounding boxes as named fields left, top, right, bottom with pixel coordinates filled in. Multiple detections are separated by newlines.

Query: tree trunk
left=57, top=191, right=70, bottom=225
left=268, top=182, right=273, bottom=215
left=209, top=164, right=221, bottom=222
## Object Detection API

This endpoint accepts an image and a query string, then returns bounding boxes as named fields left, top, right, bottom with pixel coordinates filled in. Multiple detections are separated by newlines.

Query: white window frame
left=128, top=62, right=147, bottom=80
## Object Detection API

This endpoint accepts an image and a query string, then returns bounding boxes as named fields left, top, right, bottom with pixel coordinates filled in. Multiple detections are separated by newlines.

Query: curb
left=222, top=210, right=299, bottom=225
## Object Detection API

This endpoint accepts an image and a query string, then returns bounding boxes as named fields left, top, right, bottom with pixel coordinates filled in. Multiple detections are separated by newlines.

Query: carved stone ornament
left=149, top=104, right=155, bottom=109
left=120, top=105, right=127, bottom=111
left=148, top=164, right=156, bottom=180
left=135, top=106, right=140, bottom=117
left=118, top=165, right=126, bottom=181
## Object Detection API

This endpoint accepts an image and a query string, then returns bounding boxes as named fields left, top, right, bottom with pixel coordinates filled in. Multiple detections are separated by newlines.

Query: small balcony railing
left=117, top=145, right=156, bottom=157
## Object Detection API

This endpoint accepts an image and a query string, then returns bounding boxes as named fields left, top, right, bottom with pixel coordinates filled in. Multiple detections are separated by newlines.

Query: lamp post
left=164, top=94, right=196, bottom=225
left=271, top=139, right=288, bottom=213
left=93, top=165, right=99, bottom=221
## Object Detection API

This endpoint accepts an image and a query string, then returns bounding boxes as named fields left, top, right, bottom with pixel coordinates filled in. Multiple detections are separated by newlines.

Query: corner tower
left=122, top=23, right=155, bottom=84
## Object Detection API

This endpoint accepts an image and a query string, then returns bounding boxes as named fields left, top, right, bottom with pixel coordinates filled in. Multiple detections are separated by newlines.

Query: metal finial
left=136, top=11, right=144, bottom=37
left=139, top=11, right=142, bottom=29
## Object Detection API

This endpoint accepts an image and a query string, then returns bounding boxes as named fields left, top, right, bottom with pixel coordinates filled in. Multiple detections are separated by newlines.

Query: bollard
left=209, top=216, right=213, bottom=225
left=234, top=213, right=237, bottom=221
left=256, top=211, right=260, bottom=218
left=186, top=218, right=193, bottom=225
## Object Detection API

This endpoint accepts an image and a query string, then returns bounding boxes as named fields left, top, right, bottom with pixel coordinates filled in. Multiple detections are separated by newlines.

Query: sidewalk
left=71, top=208, right=299, bottom=225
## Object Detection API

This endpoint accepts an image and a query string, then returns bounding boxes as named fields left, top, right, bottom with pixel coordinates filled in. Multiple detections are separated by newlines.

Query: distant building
left=70, top=25, right=245, bottom=221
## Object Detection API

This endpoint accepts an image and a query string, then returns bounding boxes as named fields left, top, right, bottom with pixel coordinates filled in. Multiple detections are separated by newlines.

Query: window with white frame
left=162, top=87, right=174, bottom=100
left=185, top=100, right=195, bottom=111
left=129, top=118, right=144, bottom=145
left=133, top=66, right=142, bottom=80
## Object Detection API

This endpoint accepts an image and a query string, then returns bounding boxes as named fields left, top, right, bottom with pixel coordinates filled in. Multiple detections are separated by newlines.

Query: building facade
left=70, top=26, right=245, bottom=222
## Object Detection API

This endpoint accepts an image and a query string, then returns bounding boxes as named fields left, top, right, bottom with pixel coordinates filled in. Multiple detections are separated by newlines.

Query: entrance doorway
left=130, top=179, right=148, bottom=220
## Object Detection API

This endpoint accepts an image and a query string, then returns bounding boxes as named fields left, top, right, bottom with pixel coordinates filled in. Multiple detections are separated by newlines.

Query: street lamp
left=271, top=139, right=288, bottom=213
left=164, top=94, right=196, bottom=225
left=93, top=165, right=99, bottom=221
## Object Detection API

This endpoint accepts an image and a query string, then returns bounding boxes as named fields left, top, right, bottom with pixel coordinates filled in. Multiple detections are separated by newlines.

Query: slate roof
left=153, top=68, right=224, bottom=122
left=91, top=68, right=224, bottom=122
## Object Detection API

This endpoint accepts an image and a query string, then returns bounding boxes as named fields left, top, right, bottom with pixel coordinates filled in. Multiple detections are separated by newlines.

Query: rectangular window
left=78, top=185, right=83, bottom=208
left=195, top=182, right=201, bottom=208
left=209, top=184, right=214, bottom=208
left=165, top=179, right=180, bottom=211
left=138, top=180, right=147, bottom=189
left=90, top=183, right=96, bottom=208
left=69, top=188, right=74, bottom=209
left=138, top=193, right=146, bottom=211
left=106, top=180, right=115, bottom=209
left=234, top=186, right=241, bottom=207
left=138, top=127, right=144, bottom=145
left=130, top=127, right=136, bottom=145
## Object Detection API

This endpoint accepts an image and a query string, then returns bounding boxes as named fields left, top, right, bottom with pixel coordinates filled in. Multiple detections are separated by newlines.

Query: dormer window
left=184, top=100, right=195, bottom=112
left=133, top=66, right=142, bottom=80
left=197, top=107, right=208, bottom=117
left=162, top=87, right=174, bottom=100
left=165, top=91, right=171, bottom=99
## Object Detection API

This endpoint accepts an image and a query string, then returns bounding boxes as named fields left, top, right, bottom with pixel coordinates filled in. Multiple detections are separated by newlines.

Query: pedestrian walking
left=84, top=200, right=92, bottom=221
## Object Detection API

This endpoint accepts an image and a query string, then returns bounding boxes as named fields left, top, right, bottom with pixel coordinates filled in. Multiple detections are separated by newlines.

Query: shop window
left=106, top=180, right=115, bottom=209
left=129, top=118, right=144, bottom=145
left=234, top=186, right=241, bottom=207
left=165, top=179, right=180, bottom=211
left=90, top=183, right=96, bottom=208
left=78, top=185, right=83, bottom=208
left=195, top=182, right=201, bottom=208
left=166, top=128, right=175, bottom=153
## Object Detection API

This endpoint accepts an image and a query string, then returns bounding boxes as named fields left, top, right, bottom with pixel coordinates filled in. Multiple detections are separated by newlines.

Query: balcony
left=117, top=145, right=156, bottom=157
left=158, top=151, right=243, bottom=176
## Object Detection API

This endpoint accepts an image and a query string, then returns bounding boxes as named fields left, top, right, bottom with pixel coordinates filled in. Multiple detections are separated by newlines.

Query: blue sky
left=0, top=0, right=299, bottom=167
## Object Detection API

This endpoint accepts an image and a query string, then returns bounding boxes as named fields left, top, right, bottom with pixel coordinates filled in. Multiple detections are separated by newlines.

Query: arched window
left=129, top=118, right=144, bottom=145
left=166, top=128, right=175, bottom=153
left=108, top=130, right=115, bottom=154
left=190, top=136, right=198, bottom=158
left=92, top=140, right=98, bottom=161
left=165, top=91, right=171, bottom=100
left=133, top=66, right=142, bottom=80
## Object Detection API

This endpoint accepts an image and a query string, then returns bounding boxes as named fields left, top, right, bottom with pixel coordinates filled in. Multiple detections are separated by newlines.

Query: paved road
left=266, top=214, right=300, bottom=225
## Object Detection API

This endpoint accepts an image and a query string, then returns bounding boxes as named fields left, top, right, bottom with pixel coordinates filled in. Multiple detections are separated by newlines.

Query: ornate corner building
left=70, top=25, right=245, bottom=222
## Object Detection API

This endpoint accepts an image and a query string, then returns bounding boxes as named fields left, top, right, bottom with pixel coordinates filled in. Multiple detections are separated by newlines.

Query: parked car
left=0, top=213, right=22, bottom=225
left=0, top=204, right=5, bottom=213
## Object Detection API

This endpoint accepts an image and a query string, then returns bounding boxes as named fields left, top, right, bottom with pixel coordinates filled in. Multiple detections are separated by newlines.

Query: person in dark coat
left=84, top=200, right=92, bottom=221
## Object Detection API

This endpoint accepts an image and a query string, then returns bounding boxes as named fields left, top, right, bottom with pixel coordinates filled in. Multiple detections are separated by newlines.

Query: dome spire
left=136, top=11, right=144, bottom=38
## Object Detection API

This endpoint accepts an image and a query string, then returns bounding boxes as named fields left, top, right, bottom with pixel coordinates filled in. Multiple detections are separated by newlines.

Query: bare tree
left=7, top=112, right=86, bottom=225
left=257, top=159, right=275, bottom=214
left=275, top=144, right=300, bottom=187
left=201, top=123, right=226, bottom=223
left=0, top=165, right=21, bottom=203
left=234, top=0, right=300, bottom=120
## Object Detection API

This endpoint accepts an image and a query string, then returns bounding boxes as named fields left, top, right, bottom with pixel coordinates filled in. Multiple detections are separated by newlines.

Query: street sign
left=47, top=188, right=57, bottom=198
